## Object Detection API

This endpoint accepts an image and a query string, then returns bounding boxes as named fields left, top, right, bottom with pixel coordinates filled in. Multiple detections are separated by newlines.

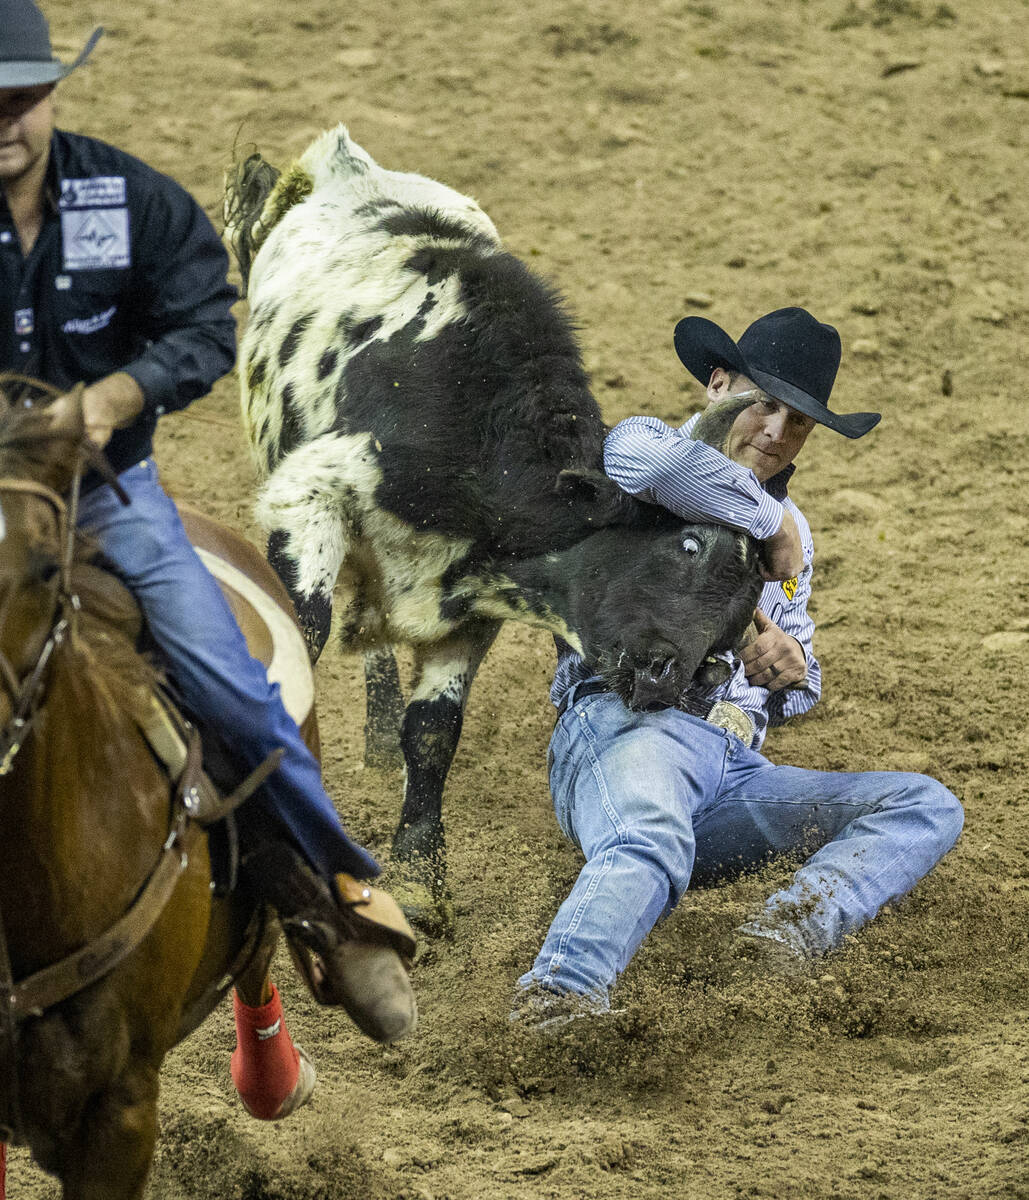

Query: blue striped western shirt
left=550, top=412, right=822, bottom=749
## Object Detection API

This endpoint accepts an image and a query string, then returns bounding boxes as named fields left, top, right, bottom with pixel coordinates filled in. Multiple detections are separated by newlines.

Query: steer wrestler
left=513, top=306, right=964, bottom=1025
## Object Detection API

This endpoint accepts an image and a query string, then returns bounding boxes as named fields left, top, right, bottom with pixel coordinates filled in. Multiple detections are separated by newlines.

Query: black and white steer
left=224, top=126, right=762, bottom=921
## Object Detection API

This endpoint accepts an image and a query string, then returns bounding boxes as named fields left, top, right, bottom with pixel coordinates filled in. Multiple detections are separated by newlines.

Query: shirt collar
left=42, top=131, right=66, bottom=214
left=765, top=463, right=795, bottom=499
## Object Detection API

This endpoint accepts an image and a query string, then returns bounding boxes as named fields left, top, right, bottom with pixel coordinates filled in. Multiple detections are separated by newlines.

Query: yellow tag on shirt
left=782, top=576, right=798, bottom=601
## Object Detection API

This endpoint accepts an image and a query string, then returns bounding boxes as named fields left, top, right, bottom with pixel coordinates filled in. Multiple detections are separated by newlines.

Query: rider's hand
left=80, top=373, right=144, bottom=448
left=739, top=608, right=808, bottom=692
left=760, top=508, right=803, bottom=581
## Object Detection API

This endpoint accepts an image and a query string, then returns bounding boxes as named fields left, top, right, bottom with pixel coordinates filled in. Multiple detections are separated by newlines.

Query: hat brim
left=674, top=316, right=881, bottom=440
left=0, top=27, right=102, bottom=90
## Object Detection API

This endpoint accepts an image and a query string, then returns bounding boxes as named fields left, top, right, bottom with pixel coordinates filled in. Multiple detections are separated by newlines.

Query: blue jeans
left=77, top=459, right=378, bottom=880
left=518, top=688, right=963, bottom=1005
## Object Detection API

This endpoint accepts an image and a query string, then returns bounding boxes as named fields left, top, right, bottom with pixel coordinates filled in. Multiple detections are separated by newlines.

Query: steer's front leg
left=390, top=620, right=500, bottom=934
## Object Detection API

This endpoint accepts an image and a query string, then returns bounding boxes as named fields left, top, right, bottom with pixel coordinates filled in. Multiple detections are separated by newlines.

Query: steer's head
left=564, top=514, right=763, bottom=711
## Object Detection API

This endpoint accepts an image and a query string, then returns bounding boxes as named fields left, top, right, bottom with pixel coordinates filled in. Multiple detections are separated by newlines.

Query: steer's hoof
left=380, top=867, right=454, bottom=938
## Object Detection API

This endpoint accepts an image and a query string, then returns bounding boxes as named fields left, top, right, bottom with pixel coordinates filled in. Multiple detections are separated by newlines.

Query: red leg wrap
left=230, top=985, right=300, bottom=1120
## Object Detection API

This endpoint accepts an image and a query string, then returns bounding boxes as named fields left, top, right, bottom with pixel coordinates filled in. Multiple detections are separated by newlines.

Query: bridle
left=0, top=371, right=132, bottom=774
left=0, top=474, right=79, bottom=777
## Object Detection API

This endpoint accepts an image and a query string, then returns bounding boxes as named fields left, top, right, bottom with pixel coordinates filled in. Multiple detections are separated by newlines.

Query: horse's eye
left=682, top=536, right=701, bottom=556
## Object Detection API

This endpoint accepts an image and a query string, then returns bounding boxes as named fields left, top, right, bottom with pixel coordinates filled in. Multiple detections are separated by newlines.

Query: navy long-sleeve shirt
left=0, top=129, right=237, bottom=488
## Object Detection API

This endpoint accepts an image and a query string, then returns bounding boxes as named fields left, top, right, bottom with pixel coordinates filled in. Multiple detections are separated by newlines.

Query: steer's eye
left=682, top=536, right=701, bottom=556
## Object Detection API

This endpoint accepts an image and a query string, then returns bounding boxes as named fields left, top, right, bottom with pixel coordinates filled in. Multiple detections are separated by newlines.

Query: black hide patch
left=378, top=207, right=494, bottom=248
left=248, top=358, right=267, bottom=391
left=280, top=382, right=304, bottom=455
left=348, top=315, right=384, bottom=348
left=317, top=347, right=338, bottom=380
left=278, top=313, right=315, bottom=367
left=334, top=246, right=612, bottom=556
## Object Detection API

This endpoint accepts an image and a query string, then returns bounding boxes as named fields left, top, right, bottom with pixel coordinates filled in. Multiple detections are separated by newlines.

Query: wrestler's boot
left=240, top=841, right=417, bottom=1043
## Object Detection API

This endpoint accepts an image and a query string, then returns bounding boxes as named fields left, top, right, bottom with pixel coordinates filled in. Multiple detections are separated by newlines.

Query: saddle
left=70, top=503, right=316, bottom=884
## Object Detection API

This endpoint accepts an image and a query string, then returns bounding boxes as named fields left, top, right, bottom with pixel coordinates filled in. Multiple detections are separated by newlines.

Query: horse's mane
left=42, top=609, right=162, bottom=776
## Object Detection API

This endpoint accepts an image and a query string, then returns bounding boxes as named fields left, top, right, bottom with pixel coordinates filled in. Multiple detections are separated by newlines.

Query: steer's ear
left=554, top=467, right=637, bottom=527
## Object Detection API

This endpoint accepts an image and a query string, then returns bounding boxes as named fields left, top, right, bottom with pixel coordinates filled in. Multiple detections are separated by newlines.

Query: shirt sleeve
left=765, top=503, right=821, bottom=725
left=120, top=171, right=237, bottom=414
left=603, top=415, right=786, bottom=539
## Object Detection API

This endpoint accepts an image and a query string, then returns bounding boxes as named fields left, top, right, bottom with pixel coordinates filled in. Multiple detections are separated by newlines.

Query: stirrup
left=334, top=874, right=417, bottom=961
left=283, top=876, right=417, bottom=1008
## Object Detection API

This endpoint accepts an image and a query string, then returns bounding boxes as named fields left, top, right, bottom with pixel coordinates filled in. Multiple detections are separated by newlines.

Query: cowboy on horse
left=0, top=0, right=415, bottom=1078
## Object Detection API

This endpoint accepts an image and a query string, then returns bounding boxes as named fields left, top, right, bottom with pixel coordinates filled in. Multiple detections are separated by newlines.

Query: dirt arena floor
left=10, top=0, right=1029, bottom=1195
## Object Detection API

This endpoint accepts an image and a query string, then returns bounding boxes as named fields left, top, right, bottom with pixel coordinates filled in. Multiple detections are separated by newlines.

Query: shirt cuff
left=749, top=488, right=787, bottom=540
left=121, top=357, right=176, bottom=413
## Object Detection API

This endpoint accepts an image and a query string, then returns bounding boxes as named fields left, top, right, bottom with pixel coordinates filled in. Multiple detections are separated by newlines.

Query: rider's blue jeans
left=518, top=688, right=963, bottom=1005
left=77, top=459, right=378, bottom=879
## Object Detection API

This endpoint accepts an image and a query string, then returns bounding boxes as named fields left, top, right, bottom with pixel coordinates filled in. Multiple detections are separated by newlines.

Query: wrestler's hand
left=760, top=508, right=803, bottom=581
left=739, top=608, right=807, bottom=691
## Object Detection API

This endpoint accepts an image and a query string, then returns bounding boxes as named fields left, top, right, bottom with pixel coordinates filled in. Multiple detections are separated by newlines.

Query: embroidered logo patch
left=14, top=308, right=33, bottom=335
left=782, top=576, right=798, bottom=601
left=62, top=305, right=117, bottom=335
left=59, top=176, right=127, bottom=209
left=61, top=208, right=130, bottom=270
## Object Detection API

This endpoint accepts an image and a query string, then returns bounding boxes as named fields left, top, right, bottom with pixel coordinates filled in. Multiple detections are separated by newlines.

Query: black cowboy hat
left=0, top=0, right=102, bottom=88
left=674, top=307, right=880, bottom=439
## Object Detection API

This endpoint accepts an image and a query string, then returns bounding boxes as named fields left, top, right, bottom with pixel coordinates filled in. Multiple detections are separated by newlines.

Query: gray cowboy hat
left=674, top=307, right=881, bottom=439
left=0, top=0, right=103, bottom=88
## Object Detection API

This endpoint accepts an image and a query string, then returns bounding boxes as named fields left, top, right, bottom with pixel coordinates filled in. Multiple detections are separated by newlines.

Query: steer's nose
left=628, top=658, right=679, bottom=712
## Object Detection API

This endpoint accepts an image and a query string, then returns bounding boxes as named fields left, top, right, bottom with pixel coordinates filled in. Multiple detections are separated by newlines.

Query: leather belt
left=558, top=680, right=755, bottom=745
left=556, top=679, right=609, bottom=717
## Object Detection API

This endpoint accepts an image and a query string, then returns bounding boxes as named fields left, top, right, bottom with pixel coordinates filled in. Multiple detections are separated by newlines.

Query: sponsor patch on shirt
left=62, top=305, right=117, bottom=335
left=14, top=308, right=33, bottom=335
left=60, top=208, right=130, bottom=270
left=781, top=576, right=798, bottom=601
left=59, top=176, right=127, bottom=209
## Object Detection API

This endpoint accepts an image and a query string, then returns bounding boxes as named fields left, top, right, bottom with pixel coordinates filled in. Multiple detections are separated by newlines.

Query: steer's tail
left=223, top=151, right=313, bottom=296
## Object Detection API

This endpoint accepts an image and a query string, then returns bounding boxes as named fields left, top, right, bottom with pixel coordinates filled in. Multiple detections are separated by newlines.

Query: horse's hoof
left=271, top=1045, right=317, bottom=1120
left=239, top=1044, right=316, bottom=1121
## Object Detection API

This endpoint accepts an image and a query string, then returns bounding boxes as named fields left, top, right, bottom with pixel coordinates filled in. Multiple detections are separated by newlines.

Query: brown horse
left=0, top=380, right=316, bottom=1198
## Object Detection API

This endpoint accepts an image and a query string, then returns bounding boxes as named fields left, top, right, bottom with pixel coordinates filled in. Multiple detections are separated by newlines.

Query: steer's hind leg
left=363, top=647, right=406, bottom=770
left=389, top=619, right=501, bottom=934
